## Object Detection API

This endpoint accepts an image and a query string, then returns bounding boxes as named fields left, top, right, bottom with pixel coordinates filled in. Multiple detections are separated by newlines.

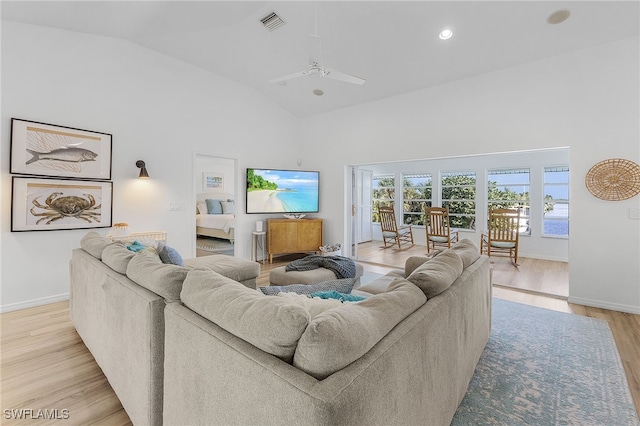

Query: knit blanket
left=285, top=255, right=357, bottom=279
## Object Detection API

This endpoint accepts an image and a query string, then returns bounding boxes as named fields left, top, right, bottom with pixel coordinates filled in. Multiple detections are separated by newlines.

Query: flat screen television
left=246, top=168, right=319, bottom=214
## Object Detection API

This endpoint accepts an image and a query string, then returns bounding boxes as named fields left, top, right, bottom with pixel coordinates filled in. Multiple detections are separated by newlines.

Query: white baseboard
left=567, top=296, right=640, bottom=315
left=1, top=293, right=70, bottom=314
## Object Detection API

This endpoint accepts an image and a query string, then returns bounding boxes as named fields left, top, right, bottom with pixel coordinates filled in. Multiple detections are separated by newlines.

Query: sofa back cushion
left=101, top=244, right=136, bottom=274
left=126, top=253, right=189, bottom=302
left=406, top=249, right=463, bottom=299
left=181, top=269, right=310, bottom=363
left=451, top=238, right=480, bottom=269
left=293, top=279, right=426, bottom=380
left=80, top=231, right=113, bottom=259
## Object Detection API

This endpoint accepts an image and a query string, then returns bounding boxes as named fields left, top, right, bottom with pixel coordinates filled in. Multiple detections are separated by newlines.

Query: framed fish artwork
left=11, top=176, right=113, bottom=232
left=10, top=118, right=112, bottom=180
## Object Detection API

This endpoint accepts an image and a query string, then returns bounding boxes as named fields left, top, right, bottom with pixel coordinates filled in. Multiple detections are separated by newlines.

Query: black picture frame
left=11, top=176, right=113, bottom=232
left=10, top=118, right=112, bottom=180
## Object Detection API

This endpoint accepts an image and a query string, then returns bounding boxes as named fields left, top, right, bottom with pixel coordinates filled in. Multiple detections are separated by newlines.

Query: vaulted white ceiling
left=2, top=1, right=638, bottom=118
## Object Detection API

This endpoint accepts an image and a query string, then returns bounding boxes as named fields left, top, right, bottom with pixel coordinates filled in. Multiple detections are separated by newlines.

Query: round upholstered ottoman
left=269, top=262, right=364, bottom=286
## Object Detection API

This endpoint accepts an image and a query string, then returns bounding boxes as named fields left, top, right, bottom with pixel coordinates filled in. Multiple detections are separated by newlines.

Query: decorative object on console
left=136, top=160, right=149, bottom=179
left=10, top=118, right=112, bottom=180
left=585, top=158, right=640, bottom=201
left=11, top=176, right=112, bottom=232
left=283, top=213, right=306, bottom=219
left=319, top=243, right=342, bottom=256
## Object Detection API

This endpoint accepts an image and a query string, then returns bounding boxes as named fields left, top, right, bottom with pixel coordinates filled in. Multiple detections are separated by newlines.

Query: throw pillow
left=158, top=244, right=184, bottom=266
left=221, top=200, right=235, bottom=214
left=259, top=277, right=357, bottom=296
left=406, top=249, right=463, bottom=299
left=293, top=279, right=427, bottom=380
left=205, top=199, right=223, bottom=214
left=80, top=231, right=113, bottom=259
left=277, top=292, right=344, bottom=318
left=197, top=202, right=208, bottom=215
left=309, top=290, right=367, bottom=302
left=451, top=238, right=480, bottom=269
left=181, top=269, right=310, bottom=363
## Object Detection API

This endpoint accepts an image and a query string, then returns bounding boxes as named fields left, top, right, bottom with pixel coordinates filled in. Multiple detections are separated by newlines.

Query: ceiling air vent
left=260, top=12, right=286, bottom=31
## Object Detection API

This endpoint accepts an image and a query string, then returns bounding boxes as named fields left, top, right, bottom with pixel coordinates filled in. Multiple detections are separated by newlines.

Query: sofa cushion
left=293, top=279, right=427, bottom=380
left=181, top=269, right=310, bottom=363
left=277, top=292, right=346, bottom=318
left=406, top=249, right=463, bottom=298
left=183, top=255, right=259, bottom=284
left=101, top=244, right=135, bottom=274
left=356, top=270, right=403, bottom=295
left=80, top=231, right=113, bottom=259
left=126, top=252, right=189, bottom=301
left=259, top=278, right=356, bottom=296
left=451, top=238, right=480, bottom=269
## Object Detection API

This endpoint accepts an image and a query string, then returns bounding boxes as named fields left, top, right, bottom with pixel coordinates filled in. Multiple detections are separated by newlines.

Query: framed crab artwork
left=10, top=118, right=112, bottom=180
left=11, top=176, right=112, bottom=232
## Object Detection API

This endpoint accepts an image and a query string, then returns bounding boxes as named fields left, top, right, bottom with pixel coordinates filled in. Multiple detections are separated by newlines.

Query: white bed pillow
left=221, top=200, right=235, bottom=214
left=197, top=202, right=207, bottom=215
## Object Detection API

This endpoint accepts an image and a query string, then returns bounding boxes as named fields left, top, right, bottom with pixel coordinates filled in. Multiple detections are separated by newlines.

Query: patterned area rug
left=196, top=237, right=234, bottom=256
left=452, top=298, right=639, bottom=425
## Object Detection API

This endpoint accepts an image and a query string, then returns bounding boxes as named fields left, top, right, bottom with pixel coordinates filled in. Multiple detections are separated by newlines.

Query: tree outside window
left=403, top=174, right=432, bottom=225
left=488, top=168, right=531, bottom=235
left=441, top=171, right=476, bottom=230
left=372, top=175, right=394, bottom=223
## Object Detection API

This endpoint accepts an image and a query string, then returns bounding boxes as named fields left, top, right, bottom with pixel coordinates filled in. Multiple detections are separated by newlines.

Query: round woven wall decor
left=585, top=158, right=640, bottom=201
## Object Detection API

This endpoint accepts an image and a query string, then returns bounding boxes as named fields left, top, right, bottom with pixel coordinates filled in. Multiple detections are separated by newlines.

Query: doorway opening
left=193, top=153, right=237, bottom=258
left=347, top=148, right=570, bottom=298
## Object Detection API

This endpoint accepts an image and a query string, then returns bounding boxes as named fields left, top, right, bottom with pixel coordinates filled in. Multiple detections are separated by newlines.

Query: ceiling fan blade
left=269, top=70, right=308, bottom=84
left=324, top=68, right=366, bottom=85
left=307, top=34, right=323, bottom=66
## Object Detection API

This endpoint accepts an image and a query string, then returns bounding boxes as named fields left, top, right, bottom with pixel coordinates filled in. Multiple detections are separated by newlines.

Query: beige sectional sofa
left=71, top=233, right=491, bottom=425
left=70, top=232, right=260, bottom=426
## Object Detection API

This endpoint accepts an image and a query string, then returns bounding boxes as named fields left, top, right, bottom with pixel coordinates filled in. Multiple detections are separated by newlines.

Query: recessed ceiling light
left=439, top=29, right=453, bottom=40
left=547, top=9, right=570, bottom=25
left=313, top=89, right=324, bottom=96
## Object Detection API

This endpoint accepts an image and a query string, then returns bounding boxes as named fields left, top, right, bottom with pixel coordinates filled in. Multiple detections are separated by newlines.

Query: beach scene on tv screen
left=247, top=169, right=319, bottom=213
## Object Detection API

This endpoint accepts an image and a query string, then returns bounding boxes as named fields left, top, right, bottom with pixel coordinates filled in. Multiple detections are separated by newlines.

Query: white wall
left=358, top=148, right=570, bottom=262
left=299, top=37, right=640, bottom=314
left=0, top=22, right=300, bottom=311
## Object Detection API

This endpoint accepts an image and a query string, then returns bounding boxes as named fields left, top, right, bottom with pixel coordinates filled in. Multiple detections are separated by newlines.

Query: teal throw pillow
left=308, top=290, right=366, bottom=302
left=205, top=199, right=223, bottom=214
left=126, top=241, right=146, bottom=252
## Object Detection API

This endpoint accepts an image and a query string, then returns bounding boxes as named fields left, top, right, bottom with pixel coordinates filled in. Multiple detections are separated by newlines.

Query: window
left=543, top=166, right=569, bottom=237
left=403, top=173, right=432, bottom=225
left=372, top=175, right=394, bottom=223
left=488, top=168, right=530, bottom=235
left=441, top=171, right=476, bottom=230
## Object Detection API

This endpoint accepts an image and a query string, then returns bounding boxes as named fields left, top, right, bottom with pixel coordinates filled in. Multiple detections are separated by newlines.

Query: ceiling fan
left=269, top=33, right=366, bottom=86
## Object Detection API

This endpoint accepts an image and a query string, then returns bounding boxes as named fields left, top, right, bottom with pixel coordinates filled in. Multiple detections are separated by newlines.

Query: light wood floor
left=1, top=253, right=638, bottom=424
left=356, top=240, right=569, bottom=298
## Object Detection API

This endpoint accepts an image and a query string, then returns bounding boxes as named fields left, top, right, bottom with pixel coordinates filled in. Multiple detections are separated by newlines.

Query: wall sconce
left=136, top=160, right=150, bottom=179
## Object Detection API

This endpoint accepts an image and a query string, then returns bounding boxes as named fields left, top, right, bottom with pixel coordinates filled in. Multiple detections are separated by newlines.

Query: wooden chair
left=378, top=205, right=414, bottom=249
left=480, top=207, right=521, bottom=265
left=424, top=206, right=458, bottom=254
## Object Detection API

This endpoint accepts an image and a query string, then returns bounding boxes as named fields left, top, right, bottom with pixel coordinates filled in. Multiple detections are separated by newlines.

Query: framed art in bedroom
left=11, top=176, right=113, bottom=232
left=202, top=172, right=224, bottom=192
left=10, top=118, right=112, bottom=180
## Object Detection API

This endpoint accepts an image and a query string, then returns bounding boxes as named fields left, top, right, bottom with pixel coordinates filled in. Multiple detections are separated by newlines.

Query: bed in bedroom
left=196, top=194, right=235, bottom=243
